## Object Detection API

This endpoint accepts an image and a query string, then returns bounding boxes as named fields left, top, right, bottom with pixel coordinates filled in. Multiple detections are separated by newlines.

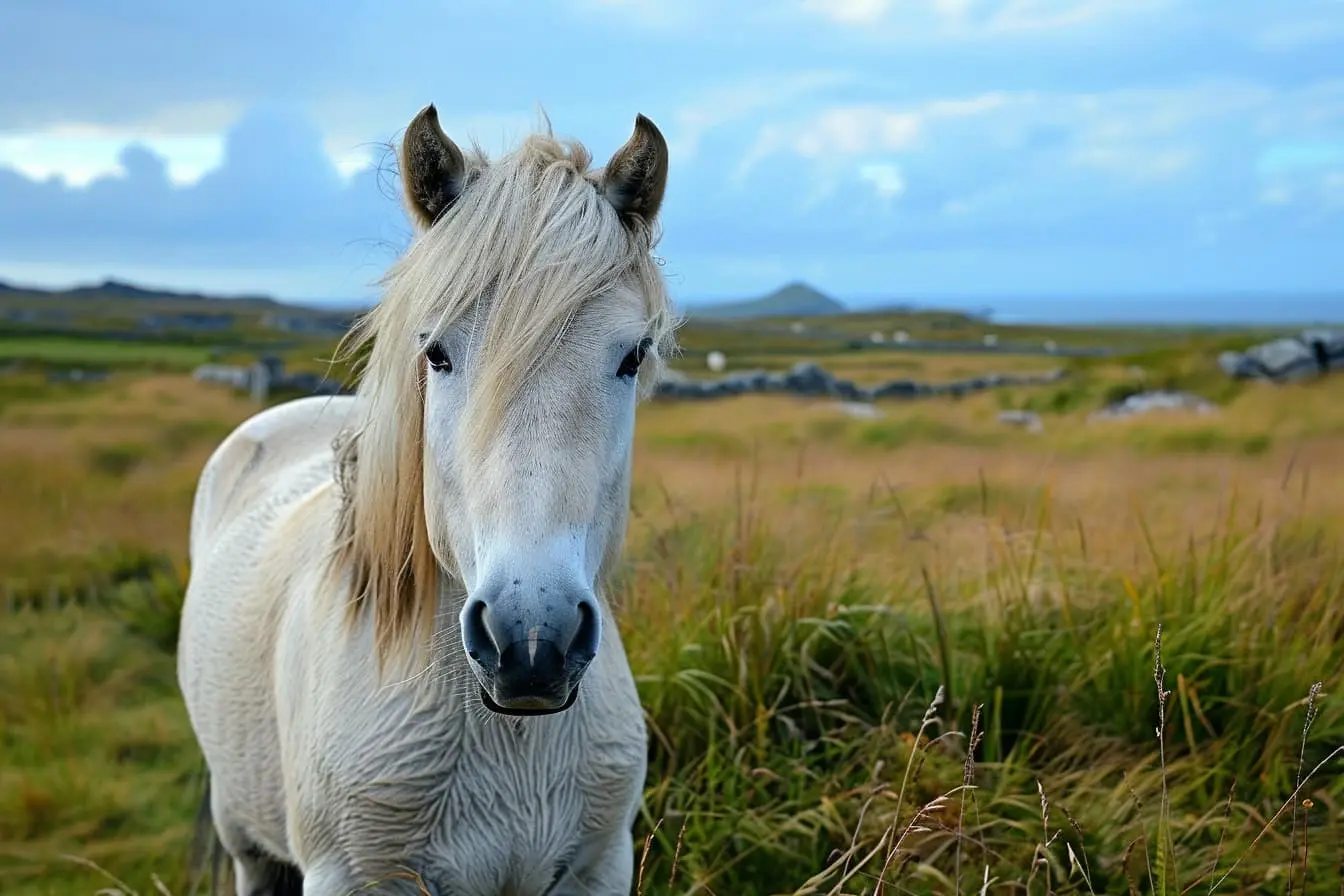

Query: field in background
left=3, top=309, right=1344, bottom=895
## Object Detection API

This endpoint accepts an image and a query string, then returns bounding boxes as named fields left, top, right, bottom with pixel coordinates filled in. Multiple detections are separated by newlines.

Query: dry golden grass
left=4, top=366, right=1342, bottom=602
left=631, top=377, right=1344, bottom=584
left=5, top=367, right=1341, bottom=590
left=0, top=375, right=255, bottom=581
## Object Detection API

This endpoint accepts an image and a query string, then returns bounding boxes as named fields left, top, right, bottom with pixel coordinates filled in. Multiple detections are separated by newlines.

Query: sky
left=1, top=0, right=1342, bottom=321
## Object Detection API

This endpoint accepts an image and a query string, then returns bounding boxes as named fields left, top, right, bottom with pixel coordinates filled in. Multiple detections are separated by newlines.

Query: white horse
left=177, top=103, right=677, bottom=896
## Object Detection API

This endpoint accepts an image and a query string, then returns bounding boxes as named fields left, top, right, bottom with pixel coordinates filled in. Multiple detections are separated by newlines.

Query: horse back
left=189, top=394, right=357, bottom=559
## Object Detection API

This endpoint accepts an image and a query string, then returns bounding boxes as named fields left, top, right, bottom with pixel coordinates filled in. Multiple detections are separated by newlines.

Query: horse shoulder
left=189, top=394, right=357, bottom=557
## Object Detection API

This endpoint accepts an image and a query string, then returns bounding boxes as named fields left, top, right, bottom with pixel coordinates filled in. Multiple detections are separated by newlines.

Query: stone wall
left=652, top=361, right=1068, bottom=402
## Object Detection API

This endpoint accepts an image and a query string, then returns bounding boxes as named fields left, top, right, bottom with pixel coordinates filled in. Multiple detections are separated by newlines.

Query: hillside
left=0, top=278, right=293, bottom=312
left=687, top=281, right=848, bottom=319
left=0, top=277, right=356, bottom=339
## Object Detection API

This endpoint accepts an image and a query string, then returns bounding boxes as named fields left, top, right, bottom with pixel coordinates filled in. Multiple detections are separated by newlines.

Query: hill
left=0, top=277, right=358, bottom=339
left=0, top=277, right=289, bottom=311
left=686, top=281, right=848, bottom=319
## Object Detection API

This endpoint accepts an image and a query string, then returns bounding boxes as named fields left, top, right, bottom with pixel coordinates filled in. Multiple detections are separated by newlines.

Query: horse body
left=177, top=106, right=674, bottom=895
left=180, top=395, right=646, bottom=895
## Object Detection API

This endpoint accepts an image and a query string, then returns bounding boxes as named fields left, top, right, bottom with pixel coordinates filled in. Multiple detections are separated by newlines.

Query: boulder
left=1219, top=329, right=1344, bottom=382
left=1091, top=390, right=1217, bottom=420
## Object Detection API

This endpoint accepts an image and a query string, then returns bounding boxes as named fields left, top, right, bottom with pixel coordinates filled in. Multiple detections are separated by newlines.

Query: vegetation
left=2, top=313, right=1343, bottom=895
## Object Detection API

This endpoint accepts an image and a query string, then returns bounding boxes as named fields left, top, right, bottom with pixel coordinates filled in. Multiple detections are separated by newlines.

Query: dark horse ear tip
left=633, top=113, right=664, bottom=140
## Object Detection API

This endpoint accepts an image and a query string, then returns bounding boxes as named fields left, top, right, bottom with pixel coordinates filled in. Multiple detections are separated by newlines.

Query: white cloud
left=0, top=133, right=224, bottom=186
left=797, top=0, right=1169, bottom=37
left=858, top=161, right=906, bottom=197
left=736, top=91, right=1013, bottom=180
left=736, top=80, right=1318, bottom=180
left=800, top=0, right=891, bottom=25
left=669, top=70, right=855, bottom=163
left=1069, top=145, right=1197, bottom=181
left=716, top=76, right=1344, bottom=252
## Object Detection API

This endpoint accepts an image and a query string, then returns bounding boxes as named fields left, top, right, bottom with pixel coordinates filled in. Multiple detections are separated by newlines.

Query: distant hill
left=0, top=276, right=362, bottom=338
left=0, top=277, right=286, bottom=310
left=687, top=281, right=848, bottom=319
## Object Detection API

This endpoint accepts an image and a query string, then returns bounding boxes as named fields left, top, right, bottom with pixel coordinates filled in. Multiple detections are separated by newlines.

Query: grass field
left=0, top=336, right=218, bottom=370
left=3, top=320, right=1343, bottom=895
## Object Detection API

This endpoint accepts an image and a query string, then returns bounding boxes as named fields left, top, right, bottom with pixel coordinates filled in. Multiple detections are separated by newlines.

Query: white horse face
left=390, top=105, right=670, bottom=716
left=419, top=298, right=651, bottom=714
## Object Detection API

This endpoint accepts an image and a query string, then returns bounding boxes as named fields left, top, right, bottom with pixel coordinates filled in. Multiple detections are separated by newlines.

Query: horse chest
left=309, top=697, right=644, bottom=896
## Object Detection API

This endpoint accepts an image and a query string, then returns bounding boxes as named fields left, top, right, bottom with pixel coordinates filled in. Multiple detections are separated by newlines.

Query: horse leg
left=195, top=773, right=302, bottom=896
left=216, top=824, right=304, bottom=896
left=230, top=849, right=303, bottom=896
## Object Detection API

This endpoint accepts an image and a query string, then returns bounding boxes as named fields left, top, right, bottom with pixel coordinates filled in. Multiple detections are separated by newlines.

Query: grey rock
left=999, top=410, right=1044, bottom=432
left=1091, top=390, right=1217, bottom=420
left=1219, top=329, right=1344, bottom=382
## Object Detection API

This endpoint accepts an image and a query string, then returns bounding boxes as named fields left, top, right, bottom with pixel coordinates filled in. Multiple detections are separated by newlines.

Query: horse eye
left=425, top=342, right=453, bottom=373
left=617, top=338, right=653, bottom=379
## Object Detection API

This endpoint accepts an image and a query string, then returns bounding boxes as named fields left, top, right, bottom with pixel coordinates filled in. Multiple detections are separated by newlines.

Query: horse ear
left=600, top=114, right=669, bottom=229
left=400, top=104, right=468, bottom=231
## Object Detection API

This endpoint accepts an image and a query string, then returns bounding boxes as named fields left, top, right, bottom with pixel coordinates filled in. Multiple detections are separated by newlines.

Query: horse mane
left=324, top=120, right=677, bottom=671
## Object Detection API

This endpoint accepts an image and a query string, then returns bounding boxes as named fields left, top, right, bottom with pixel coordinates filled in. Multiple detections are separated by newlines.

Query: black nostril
left=565, top=598, right=600, bottom=672
left=461, top=599, right=499, bottom=671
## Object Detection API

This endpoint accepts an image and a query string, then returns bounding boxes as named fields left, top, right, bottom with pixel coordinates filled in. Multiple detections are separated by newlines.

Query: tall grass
left=17, top=478, right=1337, bottom=895
left=613, top=479, right=1344, bottom=894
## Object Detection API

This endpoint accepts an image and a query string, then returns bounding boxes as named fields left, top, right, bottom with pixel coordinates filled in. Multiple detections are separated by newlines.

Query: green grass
left=0, top=337, right=215, bottom=370
left=4, top=485, right=1343, bottom=895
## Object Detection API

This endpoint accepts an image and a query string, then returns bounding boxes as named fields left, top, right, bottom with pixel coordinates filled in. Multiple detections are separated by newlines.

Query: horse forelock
left=325, top=124, right=678, bottom=670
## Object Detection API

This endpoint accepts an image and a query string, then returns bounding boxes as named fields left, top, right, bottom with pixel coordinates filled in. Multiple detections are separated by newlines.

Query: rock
left=1303, top=328, right=1344, bottom=370
left=999, top=410, right=1044, bottom=432
left=872, top=379, right=920, bottom=399
left=1091, top=390, right=1217, bottom=420
left=1219, top=329, right=1344, bottom=382
left=835, top=402, right=884, bottom=420
left=783, top=362, right=837, bottom=395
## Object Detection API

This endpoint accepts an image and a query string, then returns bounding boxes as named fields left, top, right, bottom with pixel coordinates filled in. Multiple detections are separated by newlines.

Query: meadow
left=2, top=315, right=1343, bottom=895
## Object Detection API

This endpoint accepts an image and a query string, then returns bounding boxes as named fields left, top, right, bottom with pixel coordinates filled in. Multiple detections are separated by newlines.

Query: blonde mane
left=326, top=123, right=678, bottom=669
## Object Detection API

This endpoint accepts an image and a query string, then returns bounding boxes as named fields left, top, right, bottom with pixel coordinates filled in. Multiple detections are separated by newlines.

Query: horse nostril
left=461, top=598, right=499, bottom=671
left=565, top=597, right=601, bottom=670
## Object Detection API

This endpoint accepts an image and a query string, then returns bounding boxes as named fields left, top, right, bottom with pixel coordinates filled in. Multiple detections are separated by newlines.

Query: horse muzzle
left=459, top=589, right=600, bottom=716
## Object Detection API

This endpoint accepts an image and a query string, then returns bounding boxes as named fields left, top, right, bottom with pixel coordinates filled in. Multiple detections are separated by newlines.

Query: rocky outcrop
left=1218, top=329, right=1344, bottom=382
left=1090, top=390, right=1217, bottom=420
left=652, top=361, right=1068, bottom=402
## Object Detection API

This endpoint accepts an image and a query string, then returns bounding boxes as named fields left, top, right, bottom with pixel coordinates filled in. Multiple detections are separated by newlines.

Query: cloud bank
left=0, top=0, right=1340, bottom=308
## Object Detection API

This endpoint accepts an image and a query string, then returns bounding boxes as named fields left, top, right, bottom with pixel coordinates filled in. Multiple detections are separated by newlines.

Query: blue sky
left=0, top=0, right=1342, bottom=319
